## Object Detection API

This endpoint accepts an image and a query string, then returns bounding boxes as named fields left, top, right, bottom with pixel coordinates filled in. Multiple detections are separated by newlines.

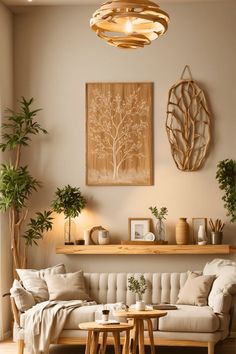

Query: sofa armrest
left=10, top=296, right=20, bottom=327
left=211, top=292, right=232, bottom=314
left=229, top=295, right=236, bottom=337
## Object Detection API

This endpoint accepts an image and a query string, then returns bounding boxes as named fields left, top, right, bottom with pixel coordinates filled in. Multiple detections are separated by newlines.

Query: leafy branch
left=23, top=211, right=53, bottom=246
left=51, top=185, right=86, bottom=219
left=128, top=275, right=147, bottom=299
left=149, top=206, right=168, bottom=220
left=216, top=159, right=236, bottom=222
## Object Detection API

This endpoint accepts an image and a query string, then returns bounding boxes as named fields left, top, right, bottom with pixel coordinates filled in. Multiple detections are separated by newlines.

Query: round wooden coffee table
left=113, top=309, right=167, bottom=354
left=79, top=321, right=133, bottom=354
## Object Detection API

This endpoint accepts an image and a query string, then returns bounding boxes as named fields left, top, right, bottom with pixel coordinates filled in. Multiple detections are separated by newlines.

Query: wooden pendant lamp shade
left=90, top=0, right=170, bottom=49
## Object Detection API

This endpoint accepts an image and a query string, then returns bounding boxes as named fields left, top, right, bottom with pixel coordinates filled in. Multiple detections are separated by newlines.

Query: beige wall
left=0, top=0, right=13, bottom=339
left=13, top=1, right=236, bottom=273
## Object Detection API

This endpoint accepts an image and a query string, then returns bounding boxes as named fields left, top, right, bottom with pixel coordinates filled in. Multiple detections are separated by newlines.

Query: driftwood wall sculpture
left=166, top=67, right=211, bottom=171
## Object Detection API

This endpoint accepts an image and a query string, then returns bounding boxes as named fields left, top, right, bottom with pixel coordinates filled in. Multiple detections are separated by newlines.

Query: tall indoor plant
left=0, top=97, right=53, bottom=271
left=216, top=159, right=236, bottom=222
left=51, top=185, right=86, bottom=244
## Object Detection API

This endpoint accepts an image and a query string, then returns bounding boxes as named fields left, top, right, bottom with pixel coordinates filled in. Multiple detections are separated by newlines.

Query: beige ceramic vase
left=176, top=218, right=189, bottom=245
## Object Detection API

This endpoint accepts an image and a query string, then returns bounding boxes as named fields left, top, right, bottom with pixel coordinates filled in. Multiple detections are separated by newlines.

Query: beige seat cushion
left=158, top=305, right=220, bottom=333
left=177, top=271, right=215, bottom=306
left=45, top=270, right=90, bottom=301
left=17, top=264, right=66, bottom=302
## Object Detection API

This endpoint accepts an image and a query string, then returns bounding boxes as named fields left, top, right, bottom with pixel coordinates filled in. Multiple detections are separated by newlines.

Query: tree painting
left=86, top=83, right=153, bottom=185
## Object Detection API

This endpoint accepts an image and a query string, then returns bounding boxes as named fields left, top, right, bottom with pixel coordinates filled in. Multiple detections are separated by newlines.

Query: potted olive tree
left=0, top=97, right=53, bottom=272
left=128, top=274, right=147, bottom=311
left=51, top=185, right=86, bottom=244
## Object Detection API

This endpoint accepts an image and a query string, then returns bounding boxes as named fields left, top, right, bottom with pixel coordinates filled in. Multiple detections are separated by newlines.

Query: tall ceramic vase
left=176, top=218, right=189, bottom=245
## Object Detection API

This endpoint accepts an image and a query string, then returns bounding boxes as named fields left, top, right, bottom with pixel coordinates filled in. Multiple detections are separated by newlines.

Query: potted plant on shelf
left=51, top=185, right=86, bottom=245
left=0, top=97, right=53, bottom=272
left=216, top=159, right=236, bottom=223
left=128, top=274, right=147, bottom=311
left=149, top=205, right=168, bottom=243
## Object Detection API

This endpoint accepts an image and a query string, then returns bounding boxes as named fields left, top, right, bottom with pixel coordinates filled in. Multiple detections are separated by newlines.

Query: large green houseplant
left=216, top=159, right=236, bottom=222
left=0, top=98, right=53, bottom=271
left=51, top=185, right=86, bottom=244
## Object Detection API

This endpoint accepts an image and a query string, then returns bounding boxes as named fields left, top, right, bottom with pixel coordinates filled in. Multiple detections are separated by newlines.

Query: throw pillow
left=10, top=279, right=35, bottom=312
left=16, top=263, right=66, bottom=303
left=45, top=270, right=91, bottom=301
left=176, top=271, right=215, bottom=306
left=203, top=259, right=236, bottom=308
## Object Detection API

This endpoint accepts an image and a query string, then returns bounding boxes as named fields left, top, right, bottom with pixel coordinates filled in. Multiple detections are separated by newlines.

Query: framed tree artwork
left=86, top=82, right=153, bottom=185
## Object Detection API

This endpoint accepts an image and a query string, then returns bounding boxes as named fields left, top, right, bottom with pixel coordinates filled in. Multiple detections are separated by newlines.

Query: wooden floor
left=0, top=339, right=236, bottom=354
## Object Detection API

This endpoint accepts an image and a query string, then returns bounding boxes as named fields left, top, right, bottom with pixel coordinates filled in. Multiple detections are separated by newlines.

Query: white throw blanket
left=23, top=300, right=96, bottom=354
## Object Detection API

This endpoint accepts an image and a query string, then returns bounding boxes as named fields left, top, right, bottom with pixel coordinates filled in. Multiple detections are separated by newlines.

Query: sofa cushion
left=45, top=271, right=91, bottom=301
left=17, top=264, right=66, bottom=302
left=158, top=305, right=220, bottom=333
left=10, top=280, right=35, bottom=312
left=176, top=272, right=215, bottom=306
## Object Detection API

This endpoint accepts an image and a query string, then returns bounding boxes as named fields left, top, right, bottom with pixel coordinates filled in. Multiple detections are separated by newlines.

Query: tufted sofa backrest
left=84, top=272, right=188, bottom=305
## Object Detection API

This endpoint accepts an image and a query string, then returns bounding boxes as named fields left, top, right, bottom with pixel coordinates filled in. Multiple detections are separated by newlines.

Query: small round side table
left=113, top=309, right=167, bottom=354
left=79, top=321, right=133, bottom=354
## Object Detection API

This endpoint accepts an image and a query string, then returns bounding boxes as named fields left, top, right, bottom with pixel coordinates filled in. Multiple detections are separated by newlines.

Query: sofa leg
left=208, top=342, right=214, bottom=354
left=18, top=339, right=24, bottom=354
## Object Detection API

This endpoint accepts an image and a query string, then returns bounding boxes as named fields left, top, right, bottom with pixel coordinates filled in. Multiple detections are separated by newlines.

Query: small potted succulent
left=51, top=185, right=86, bottom=244
left=128, top=274, right=147, bottom=311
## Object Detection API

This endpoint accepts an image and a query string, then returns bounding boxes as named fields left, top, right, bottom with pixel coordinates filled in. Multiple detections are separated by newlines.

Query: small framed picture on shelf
left=192, top=217, right=207, bottom=244
left=128, top=218, right=151, bottom=241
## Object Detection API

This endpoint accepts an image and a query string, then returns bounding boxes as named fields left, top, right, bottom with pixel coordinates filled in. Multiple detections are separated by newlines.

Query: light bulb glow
left=124, top=19, right=133, bottom=34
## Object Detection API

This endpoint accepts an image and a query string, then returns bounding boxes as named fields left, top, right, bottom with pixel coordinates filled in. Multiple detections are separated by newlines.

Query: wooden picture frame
left=128, top=218, right=151, bottom=241
left=86, top=82, right=153, bottom=186
left=192, top=218, right=208, bottom=244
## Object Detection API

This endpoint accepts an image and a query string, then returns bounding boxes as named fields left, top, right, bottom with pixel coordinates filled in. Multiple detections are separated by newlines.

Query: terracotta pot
left=176, top=218, right=189, bottom=245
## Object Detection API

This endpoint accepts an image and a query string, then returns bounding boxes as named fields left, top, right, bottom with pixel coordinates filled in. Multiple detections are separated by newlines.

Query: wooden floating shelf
left=56, top=244, right=231, bottom=255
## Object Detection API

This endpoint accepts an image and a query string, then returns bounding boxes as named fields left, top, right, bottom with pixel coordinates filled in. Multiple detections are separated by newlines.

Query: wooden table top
left=113, top=309, right=167, bottom=319
left=79, top=322, right=133, bottom=332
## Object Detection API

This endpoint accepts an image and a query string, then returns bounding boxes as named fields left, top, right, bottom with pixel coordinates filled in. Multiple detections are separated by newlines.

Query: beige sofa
left=11, top=260, right=236, bottom=354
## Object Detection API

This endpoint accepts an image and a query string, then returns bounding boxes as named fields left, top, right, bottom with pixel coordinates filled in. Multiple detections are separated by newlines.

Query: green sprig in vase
left=149, top=206, right=168, bottom=242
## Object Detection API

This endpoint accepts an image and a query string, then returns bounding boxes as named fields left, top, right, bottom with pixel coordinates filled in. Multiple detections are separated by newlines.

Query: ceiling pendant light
left=90, top=0, right=170, bottom=49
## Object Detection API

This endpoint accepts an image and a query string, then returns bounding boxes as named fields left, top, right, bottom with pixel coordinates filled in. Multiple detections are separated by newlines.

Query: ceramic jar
left=98, top=230, right=110, bottom=245
left=175, top=218, right=189, bottom=245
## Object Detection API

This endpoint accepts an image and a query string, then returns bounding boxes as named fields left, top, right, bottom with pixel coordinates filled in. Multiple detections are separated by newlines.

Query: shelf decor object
left=166, top=65, right=211, bottom=171
left=90, top=0, right=170, bottom=49
left=192, top=217, right=207, bottom=244
left=86, top=82, right=153, bottom=185
left=176, top=218, right=189, bottom=245
left=51, top=185, right=86, bottom=245
left=128, top=218, right=151, bottom=241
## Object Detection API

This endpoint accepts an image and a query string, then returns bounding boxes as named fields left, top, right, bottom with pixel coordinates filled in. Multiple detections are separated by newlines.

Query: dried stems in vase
left=209, top=219, right=225, bottom=232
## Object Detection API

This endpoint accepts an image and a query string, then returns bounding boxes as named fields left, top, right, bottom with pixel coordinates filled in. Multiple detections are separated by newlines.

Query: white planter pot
left=135, top=300, right=145, bottom=311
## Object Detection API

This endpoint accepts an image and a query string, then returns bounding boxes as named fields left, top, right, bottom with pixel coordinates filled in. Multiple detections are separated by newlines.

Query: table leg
left=122, top=330, right=130, bottom=354
left=112, top=331, right=121, bottom=354
left=91, top=331, right=100, bottom=354
left=138, top=319, right=145, bottom=354
left=132, top=319, right=138, bottom=354
left=146, top=319, right=155, bottom=354
left=85, top=330, right=92, bottom=354
left=99, top=332, right=108, bottom=354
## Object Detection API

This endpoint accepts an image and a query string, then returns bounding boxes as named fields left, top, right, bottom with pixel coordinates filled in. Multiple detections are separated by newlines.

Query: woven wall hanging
left=166, top=66, right=211, bottom=171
